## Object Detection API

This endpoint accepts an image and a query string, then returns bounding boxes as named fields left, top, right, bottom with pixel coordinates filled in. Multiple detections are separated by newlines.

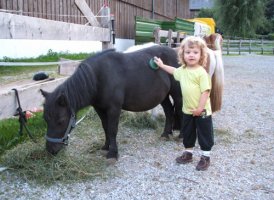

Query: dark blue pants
left=182, top=113, right=214, bottom=151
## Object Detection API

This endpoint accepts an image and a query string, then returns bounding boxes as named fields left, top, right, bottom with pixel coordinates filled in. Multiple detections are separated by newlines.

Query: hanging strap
left=12, top=88, right=36, bottom=142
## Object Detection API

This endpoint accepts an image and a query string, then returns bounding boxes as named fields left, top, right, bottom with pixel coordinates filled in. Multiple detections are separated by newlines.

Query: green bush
left=267, top=33, right=274, bottom=40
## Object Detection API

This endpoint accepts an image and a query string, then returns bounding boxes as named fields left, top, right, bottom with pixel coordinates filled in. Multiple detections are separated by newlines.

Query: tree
left=265, top=0, right=274, bottom=33
left=265, top=0, right=274, bottom=20
left=196, top=8, right=215, bottom=18
left=214, top=0, right=266, bottom=37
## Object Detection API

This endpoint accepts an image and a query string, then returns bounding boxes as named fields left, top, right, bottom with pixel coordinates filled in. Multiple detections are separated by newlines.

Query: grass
left=0, top=112, right=46, bottom=155
left=0, top=49, right=92, bottom=63
left=0, top=108, right=163, bottom=185
left=0, top=108, right=89, bottom=156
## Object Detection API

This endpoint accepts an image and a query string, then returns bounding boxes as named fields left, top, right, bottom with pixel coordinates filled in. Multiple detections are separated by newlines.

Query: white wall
left=0, top=38, right=135, bottom=59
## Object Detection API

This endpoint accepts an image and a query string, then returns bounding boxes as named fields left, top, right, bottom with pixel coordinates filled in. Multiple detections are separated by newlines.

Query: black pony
left=41, top=45, right=182, bottom=159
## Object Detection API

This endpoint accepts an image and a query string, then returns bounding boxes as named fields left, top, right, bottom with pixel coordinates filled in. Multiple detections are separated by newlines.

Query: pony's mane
left=56, top=49, right=116, bottom=111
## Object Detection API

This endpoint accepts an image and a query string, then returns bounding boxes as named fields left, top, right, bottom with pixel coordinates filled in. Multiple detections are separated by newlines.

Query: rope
left=12, top=88, right=36, bottom=142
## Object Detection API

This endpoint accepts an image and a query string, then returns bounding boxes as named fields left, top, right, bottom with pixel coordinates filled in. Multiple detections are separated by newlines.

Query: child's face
left=183, top=44, right=201, bottom=67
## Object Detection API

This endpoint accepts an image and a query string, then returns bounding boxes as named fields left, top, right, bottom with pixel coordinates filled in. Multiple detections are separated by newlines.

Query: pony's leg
left=169, top=89, right=183, bottom=139
left=94, top=107, right=110, bottom=151
left=105, top=107, right=121, bottom=159
left=160, top=96, right=174, bottom=138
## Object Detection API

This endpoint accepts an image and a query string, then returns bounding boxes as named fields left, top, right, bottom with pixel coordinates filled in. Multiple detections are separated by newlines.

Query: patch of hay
left=120, top=111, right=165, bottom=130
left=214, top=128, right=233, bottom=144
left=1, top=138, right=108, bottom=185
left=0, top=109, right=165, bottom=185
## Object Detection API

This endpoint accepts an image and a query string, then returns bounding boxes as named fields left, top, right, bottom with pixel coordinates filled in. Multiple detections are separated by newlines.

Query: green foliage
left=266, top=33, right=274, bottom=40
left=0, top=49, right=93, bottom=62
left=196, top=8, right=215, bottom=18
left=265, top=0, right=274, bottom=20
left=214, top=0, right=266, bottom=37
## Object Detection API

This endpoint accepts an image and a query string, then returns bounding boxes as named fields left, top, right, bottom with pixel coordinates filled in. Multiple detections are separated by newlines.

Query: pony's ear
left=40, top=89, right=49, bottom=98
left=57, top=93, right=68, bottom=107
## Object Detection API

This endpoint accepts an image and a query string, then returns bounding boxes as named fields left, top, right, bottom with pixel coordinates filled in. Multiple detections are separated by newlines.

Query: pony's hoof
left=160, top=135, right=170, bottom=141
left=100, top=149, right=108, bottom=156
left=106, top=151, right=119, bottom=160
left=174, top=136, right=184, bottom=143
left=106, top=158, right=117, bottom=165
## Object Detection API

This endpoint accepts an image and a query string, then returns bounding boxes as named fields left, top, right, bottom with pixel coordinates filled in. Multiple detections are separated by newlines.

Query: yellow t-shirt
left=173, top=65, right=212, bottom=115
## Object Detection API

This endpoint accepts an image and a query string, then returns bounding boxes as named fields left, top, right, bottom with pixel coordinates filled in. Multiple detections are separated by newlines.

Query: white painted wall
left=0, top=38, right=135, bottom=59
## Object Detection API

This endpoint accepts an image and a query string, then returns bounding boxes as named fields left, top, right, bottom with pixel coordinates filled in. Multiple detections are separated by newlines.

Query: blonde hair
left=178, top=36, right=208, bottom=67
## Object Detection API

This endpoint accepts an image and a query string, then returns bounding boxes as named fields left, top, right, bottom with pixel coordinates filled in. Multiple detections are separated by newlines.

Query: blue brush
left=149, top=58, right=159, bottom=70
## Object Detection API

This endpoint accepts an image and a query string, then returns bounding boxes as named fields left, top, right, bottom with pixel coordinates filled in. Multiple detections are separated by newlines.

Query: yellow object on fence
left=194, top=18, right=216, bottom=34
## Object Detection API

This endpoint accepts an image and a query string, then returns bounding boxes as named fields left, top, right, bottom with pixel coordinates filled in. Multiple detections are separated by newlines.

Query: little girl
left=154, top=36, right=214, bottom=171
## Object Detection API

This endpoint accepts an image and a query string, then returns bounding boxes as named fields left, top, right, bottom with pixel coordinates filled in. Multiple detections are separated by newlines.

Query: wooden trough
left=0, top=77, right=67, bottom=120
left=0, top=59, right=80, bottom=120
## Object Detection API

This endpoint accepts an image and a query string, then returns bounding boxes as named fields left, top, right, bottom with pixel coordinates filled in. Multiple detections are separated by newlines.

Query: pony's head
left=40, top=89, right=75, bottom=155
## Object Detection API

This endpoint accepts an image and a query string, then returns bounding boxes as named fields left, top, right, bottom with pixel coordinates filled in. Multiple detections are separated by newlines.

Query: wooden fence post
left=176, top=32, right=180, bottom=47
left=153, top=27, right=161, bottom=44
left=167, top=29, right=172, bottom=47
left=227, top=39, right=230, bottom=55
left=261, top=37, right=264, bottom=54
left=239, top=39, right=242, bottom=55
left=249, top=38, right=251, bottom=54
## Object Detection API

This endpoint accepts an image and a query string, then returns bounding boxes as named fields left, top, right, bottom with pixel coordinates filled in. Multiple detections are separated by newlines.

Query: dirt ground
left=0, top=54, right=274, bottom=199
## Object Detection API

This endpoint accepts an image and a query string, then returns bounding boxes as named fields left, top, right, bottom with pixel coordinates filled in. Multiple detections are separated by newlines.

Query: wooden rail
left=153, top=27, right=186, bottom=47
left=222, top=38, right=274, bottom=55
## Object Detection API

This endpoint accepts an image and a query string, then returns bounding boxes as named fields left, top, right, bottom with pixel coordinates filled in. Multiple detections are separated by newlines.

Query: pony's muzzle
left=46, top=141, right=64, bottom=155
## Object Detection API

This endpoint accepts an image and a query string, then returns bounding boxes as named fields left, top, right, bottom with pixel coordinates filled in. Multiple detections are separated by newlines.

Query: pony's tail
left=210, top=50, right=224, bottom=112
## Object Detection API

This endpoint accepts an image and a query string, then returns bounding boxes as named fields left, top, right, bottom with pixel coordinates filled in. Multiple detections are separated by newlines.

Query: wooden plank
left=28, top=0, right=33, bottom=17
left=46, top=0, right=51, bottom=20
left=42, top=0, right=47, bottom=19
left=74, top=0, right=100, bottom=27
left=0, top=12, right=110, bottom=41
left=0, top=0, right=7, bottom=9
left=18, top=0, right=23, bottom=15
left=58, top=58, right=80, bottom=76
left=0, top=78, right=67, bottom=120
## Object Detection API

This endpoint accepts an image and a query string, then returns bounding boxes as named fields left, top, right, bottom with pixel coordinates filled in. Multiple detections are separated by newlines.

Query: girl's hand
left=154, top=57, right=164, bottom=68
left=191, top=108, right=204, bottom=116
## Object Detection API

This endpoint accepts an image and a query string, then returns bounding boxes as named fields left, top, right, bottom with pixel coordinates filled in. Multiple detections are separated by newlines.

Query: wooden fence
left=222, top=38, right=274, bottom=55
left=0, top=0, right=192, bottom=39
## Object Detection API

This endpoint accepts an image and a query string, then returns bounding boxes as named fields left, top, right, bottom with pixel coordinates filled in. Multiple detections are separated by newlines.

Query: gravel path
left=1, top=55, right=274, bottom=200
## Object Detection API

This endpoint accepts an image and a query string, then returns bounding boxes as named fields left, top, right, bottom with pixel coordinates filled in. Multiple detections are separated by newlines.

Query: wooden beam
left=74, top=0, right=100, bottom=27
left=0, top=78, right=67, bottom=119
left=0, top=12, right=110, bottom=41
left=58, top=58, right=80, bottom=76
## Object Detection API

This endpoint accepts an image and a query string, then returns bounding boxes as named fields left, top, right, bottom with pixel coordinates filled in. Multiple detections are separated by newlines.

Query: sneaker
left=176, top=151, right=193, bottom=164
left=196, top=155, right=210, bottom=171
